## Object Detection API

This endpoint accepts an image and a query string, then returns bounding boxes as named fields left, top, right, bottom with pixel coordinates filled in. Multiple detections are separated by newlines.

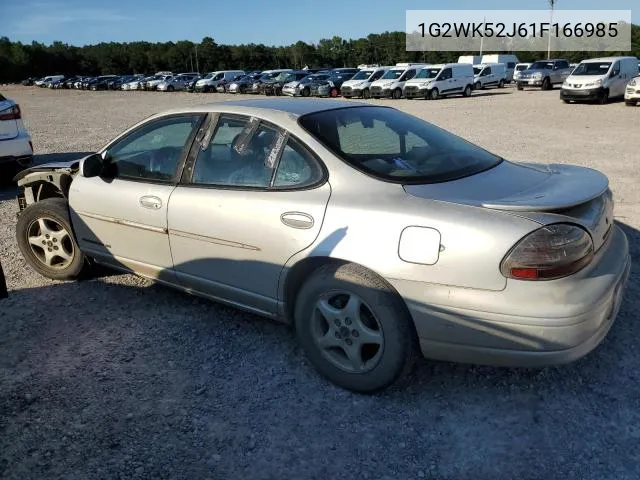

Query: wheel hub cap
left=27, top=217, right=75, bottom=269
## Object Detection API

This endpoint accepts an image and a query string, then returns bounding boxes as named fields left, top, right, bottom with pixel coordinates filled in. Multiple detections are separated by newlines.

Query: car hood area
left=403, top=160, right=608, bottom=212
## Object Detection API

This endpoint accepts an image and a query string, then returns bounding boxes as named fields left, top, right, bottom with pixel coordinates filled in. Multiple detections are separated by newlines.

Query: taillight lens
left=501, top=224, right=594, bottom=281
left=0, top=105, right=21, bottom=121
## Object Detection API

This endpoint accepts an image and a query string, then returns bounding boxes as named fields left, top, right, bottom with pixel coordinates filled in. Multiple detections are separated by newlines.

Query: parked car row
left=21, top=55, right=640, bottom=105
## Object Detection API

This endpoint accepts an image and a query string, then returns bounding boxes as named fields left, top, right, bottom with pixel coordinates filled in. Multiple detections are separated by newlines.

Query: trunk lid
left=404, top=160, right=614, bottom=251
left=0, top=99, right=19, bottom=141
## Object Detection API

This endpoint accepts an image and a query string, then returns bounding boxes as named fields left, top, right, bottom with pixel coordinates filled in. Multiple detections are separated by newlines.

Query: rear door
left=167, top=114, right=331, bottom=315
left=0, top=98, right=19, bottom=141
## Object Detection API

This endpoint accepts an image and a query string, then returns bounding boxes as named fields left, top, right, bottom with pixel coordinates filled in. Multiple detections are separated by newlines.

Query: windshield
left=571, top=62, right=612, bottom=76
left=473, top=67, right=483, bottom=75
left=529, top=61, right=554, bottom=70
left=515, top=64, right=529, bottom=71
left=203, top=73, right=214, bottom=79
left=381, top=69, right=404, bottom=80
left=299, top=106, right=502, bottom=184
left=416, top=68, right=440, bottom=79
left=352, top=70, right=374, bottom=80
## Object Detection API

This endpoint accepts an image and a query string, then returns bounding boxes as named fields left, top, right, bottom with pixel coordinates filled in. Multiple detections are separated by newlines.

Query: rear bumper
left=389, top=225, right=631, bottom=367
left=0, top=133, right=32, bottom=163
left=560, top=87, right=604, bottom=101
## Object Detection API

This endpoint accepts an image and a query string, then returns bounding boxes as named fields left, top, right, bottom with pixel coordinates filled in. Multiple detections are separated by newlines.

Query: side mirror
left=79, top=153, right=104, bottom=178
left=610, top=71, right=619, bottom=78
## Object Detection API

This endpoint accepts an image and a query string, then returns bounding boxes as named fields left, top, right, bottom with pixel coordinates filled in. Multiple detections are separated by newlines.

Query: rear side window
left=438, top=68, right=452, bottom=80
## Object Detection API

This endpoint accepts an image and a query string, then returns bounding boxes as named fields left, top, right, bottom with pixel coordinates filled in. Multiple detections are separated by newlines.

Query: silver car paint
left=29, top=98, right=629, bottom=365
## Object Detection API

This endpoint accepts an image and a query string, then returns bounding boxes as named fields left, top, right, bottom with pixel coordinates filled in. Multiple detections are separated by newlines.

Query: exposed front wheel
left=429, top=88, right=439, bottom=100
left=541, top=77, right=551, bottom=90
left=301, top=87, right=310, bottom=97
left=392, top=88, right=402, bottom=99
left=16, top=198, right=88, bottom=281
left=362, top=88, right=371, bottom=99
left=294, top=263, right=417, bottom=393
left=599, top=90, right=609, bottom=105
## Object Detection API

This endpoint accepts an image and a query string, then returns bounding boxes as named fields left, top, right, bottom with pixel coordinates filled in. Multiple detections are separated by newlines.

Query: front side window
left=299, top=106, right=502, bottom=184
left=483, top=67, right=492, bottom=75
left=438, top=68, right=452, bottom=80
left=103, top=115, right=203, bottom=182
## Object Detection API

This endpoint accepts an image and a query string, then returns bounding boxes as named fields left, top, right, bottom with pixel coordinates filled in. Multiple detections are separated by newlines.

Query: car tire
left=294, top=262, right=417, bottom=393
left=474, top=82, right=482, bottom=91
left=541, top=77, right=551, bottom=90
left=167, top=85, right=174, bottom=92
left=330, top=88, right=339, bottom=97
left=362, top=89, right=371, bottom=99
left=16, top=198, right=88, bottom=281
left=516, top=83, right=523, bottom=90
left=463, top=84, right=472, bottom=97
left=301, top=87, right=310, bottom=97
left=498, top=79, right=505, bottom=88
left=392, top=88, right=402, bottom=99
left=429, top=88, right=439, bottom=100
left=599, top=89, right=609, bottom=105
left=625, top=100, right=637, bottom=106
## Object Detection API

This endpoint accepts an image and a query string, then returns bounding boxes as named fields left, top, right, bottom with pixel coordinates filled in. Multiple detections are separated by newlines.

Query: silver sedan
left=13, top=99, right=631, bottom=392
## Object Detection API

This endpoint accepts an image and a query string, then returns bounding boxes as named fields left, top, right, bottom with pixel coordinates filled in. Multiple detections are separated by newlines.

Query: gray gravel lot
left=1, top=85, right=639, bottom=480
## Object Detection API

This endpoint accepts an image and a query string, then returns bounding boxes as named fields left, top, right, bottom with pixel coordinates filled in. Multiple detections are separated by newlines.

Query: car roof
left=580, top=56, right=637, bottom=62
left=165, top=98, right=372, bottom=117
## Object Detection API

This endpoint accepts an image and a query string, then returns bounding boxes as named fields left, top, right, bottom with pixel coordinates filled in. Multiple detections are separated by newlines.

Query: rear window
left=298, top=106, right=502, bottom=184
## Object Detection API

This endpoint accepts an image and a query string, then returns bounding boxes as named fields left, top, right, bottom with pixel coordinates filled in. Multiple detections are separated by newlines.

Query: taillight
left=0, top=104, right=21, bottom=121
left=500, top=224, right=594, bottom=281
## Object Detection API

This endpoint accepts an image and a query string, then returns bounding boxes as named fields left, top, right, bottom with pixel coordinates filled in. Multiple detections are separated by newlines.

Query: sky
left=2, top=0, right=638, bottom=47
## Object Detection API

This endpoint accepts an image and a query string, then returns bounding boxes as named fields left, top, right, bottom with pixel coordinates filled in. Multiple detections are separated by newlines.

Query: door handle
left=281, top=212, right=314, bottom=229
left=139, top=195, right=162, bottom=209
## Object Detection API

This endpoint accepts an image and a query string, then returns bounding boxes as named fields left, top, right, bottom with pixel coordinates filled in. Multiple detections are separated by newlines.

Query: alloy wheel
left=311, top=291, right=384, bottom=373
left=26, top=217, right=75, bottom=269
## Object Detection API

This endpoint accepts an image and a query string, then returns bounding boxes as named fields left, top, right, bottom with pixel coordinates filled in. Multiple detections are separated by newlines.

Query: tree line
left=1, top=26, right=639, bottom=82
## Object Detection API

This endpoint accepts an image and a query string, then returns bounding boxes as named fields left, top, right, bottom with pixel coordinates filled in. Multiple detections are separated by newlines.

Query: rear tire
left=498, top=79, right=505, bottom=88
left=463, top=84, right=472, bottom=97
left=294, top=263, right=417, bottom=393
left=16, top=198, right=88, bottom=281
left=474, top=81, right=481, bottom=91
left=301, top=87, right=310, bottom=97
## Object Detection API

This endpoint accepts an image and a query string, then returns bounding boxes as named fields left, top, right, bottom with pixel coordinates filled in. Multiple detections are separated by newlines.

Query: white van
left=341, top=66, right=391, bottom=99
left=513, top=63, right=532, bottom=82
left=473, top=63, right=507, bottom=89
left=480, top=54, right=519, bottom=81
left=369, top=63, right=426, bottom=99
left=560, top=56, right=639, bottom=104
left=458, top=55, right=482, bottom=65
left=36, top=75, right=65, bottom=87
left=403, top=63, right=475, bottom=100
left=195, top=70, right=246, bottom=92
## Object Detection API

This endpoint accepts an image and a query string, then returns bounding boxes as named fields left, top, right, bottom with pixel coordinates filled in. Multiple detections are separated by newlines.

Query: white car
left=0, top=94, right=33, bottom=180
left=473, top=63, right=507, bottom=90
left=625, top=74, right=640, bottom=106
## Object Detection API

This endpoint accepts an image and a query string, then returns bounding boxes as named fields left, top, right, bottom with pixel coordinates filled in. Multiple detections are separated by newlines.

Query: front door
left=167, top=114, right=331, bottom=315
left=68, top=113, right=204, bottom=280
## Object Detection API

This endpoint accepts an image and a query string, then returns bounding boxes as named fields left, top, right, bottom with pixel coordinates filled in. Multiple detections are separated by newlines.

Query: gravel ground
left=1, top=85, right=639, bottom=480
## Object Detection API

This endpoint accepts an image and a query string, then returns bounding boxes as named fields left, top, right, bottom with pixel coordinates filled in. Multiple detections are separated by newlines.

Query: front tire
left=392, top=88, right=402, bottom=99
left=498, top=79, right=505, bottom=88
left=294, top=263, right=417, bottom=393
left=429, top=88, right=439, bottom=100
left=362, top=88, right=371, bottom=99
left=599, top=89, right=609, bottom=105
left=541, top=77, right=551, bottom=90
left=16, top=198, right=88, bottom=281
